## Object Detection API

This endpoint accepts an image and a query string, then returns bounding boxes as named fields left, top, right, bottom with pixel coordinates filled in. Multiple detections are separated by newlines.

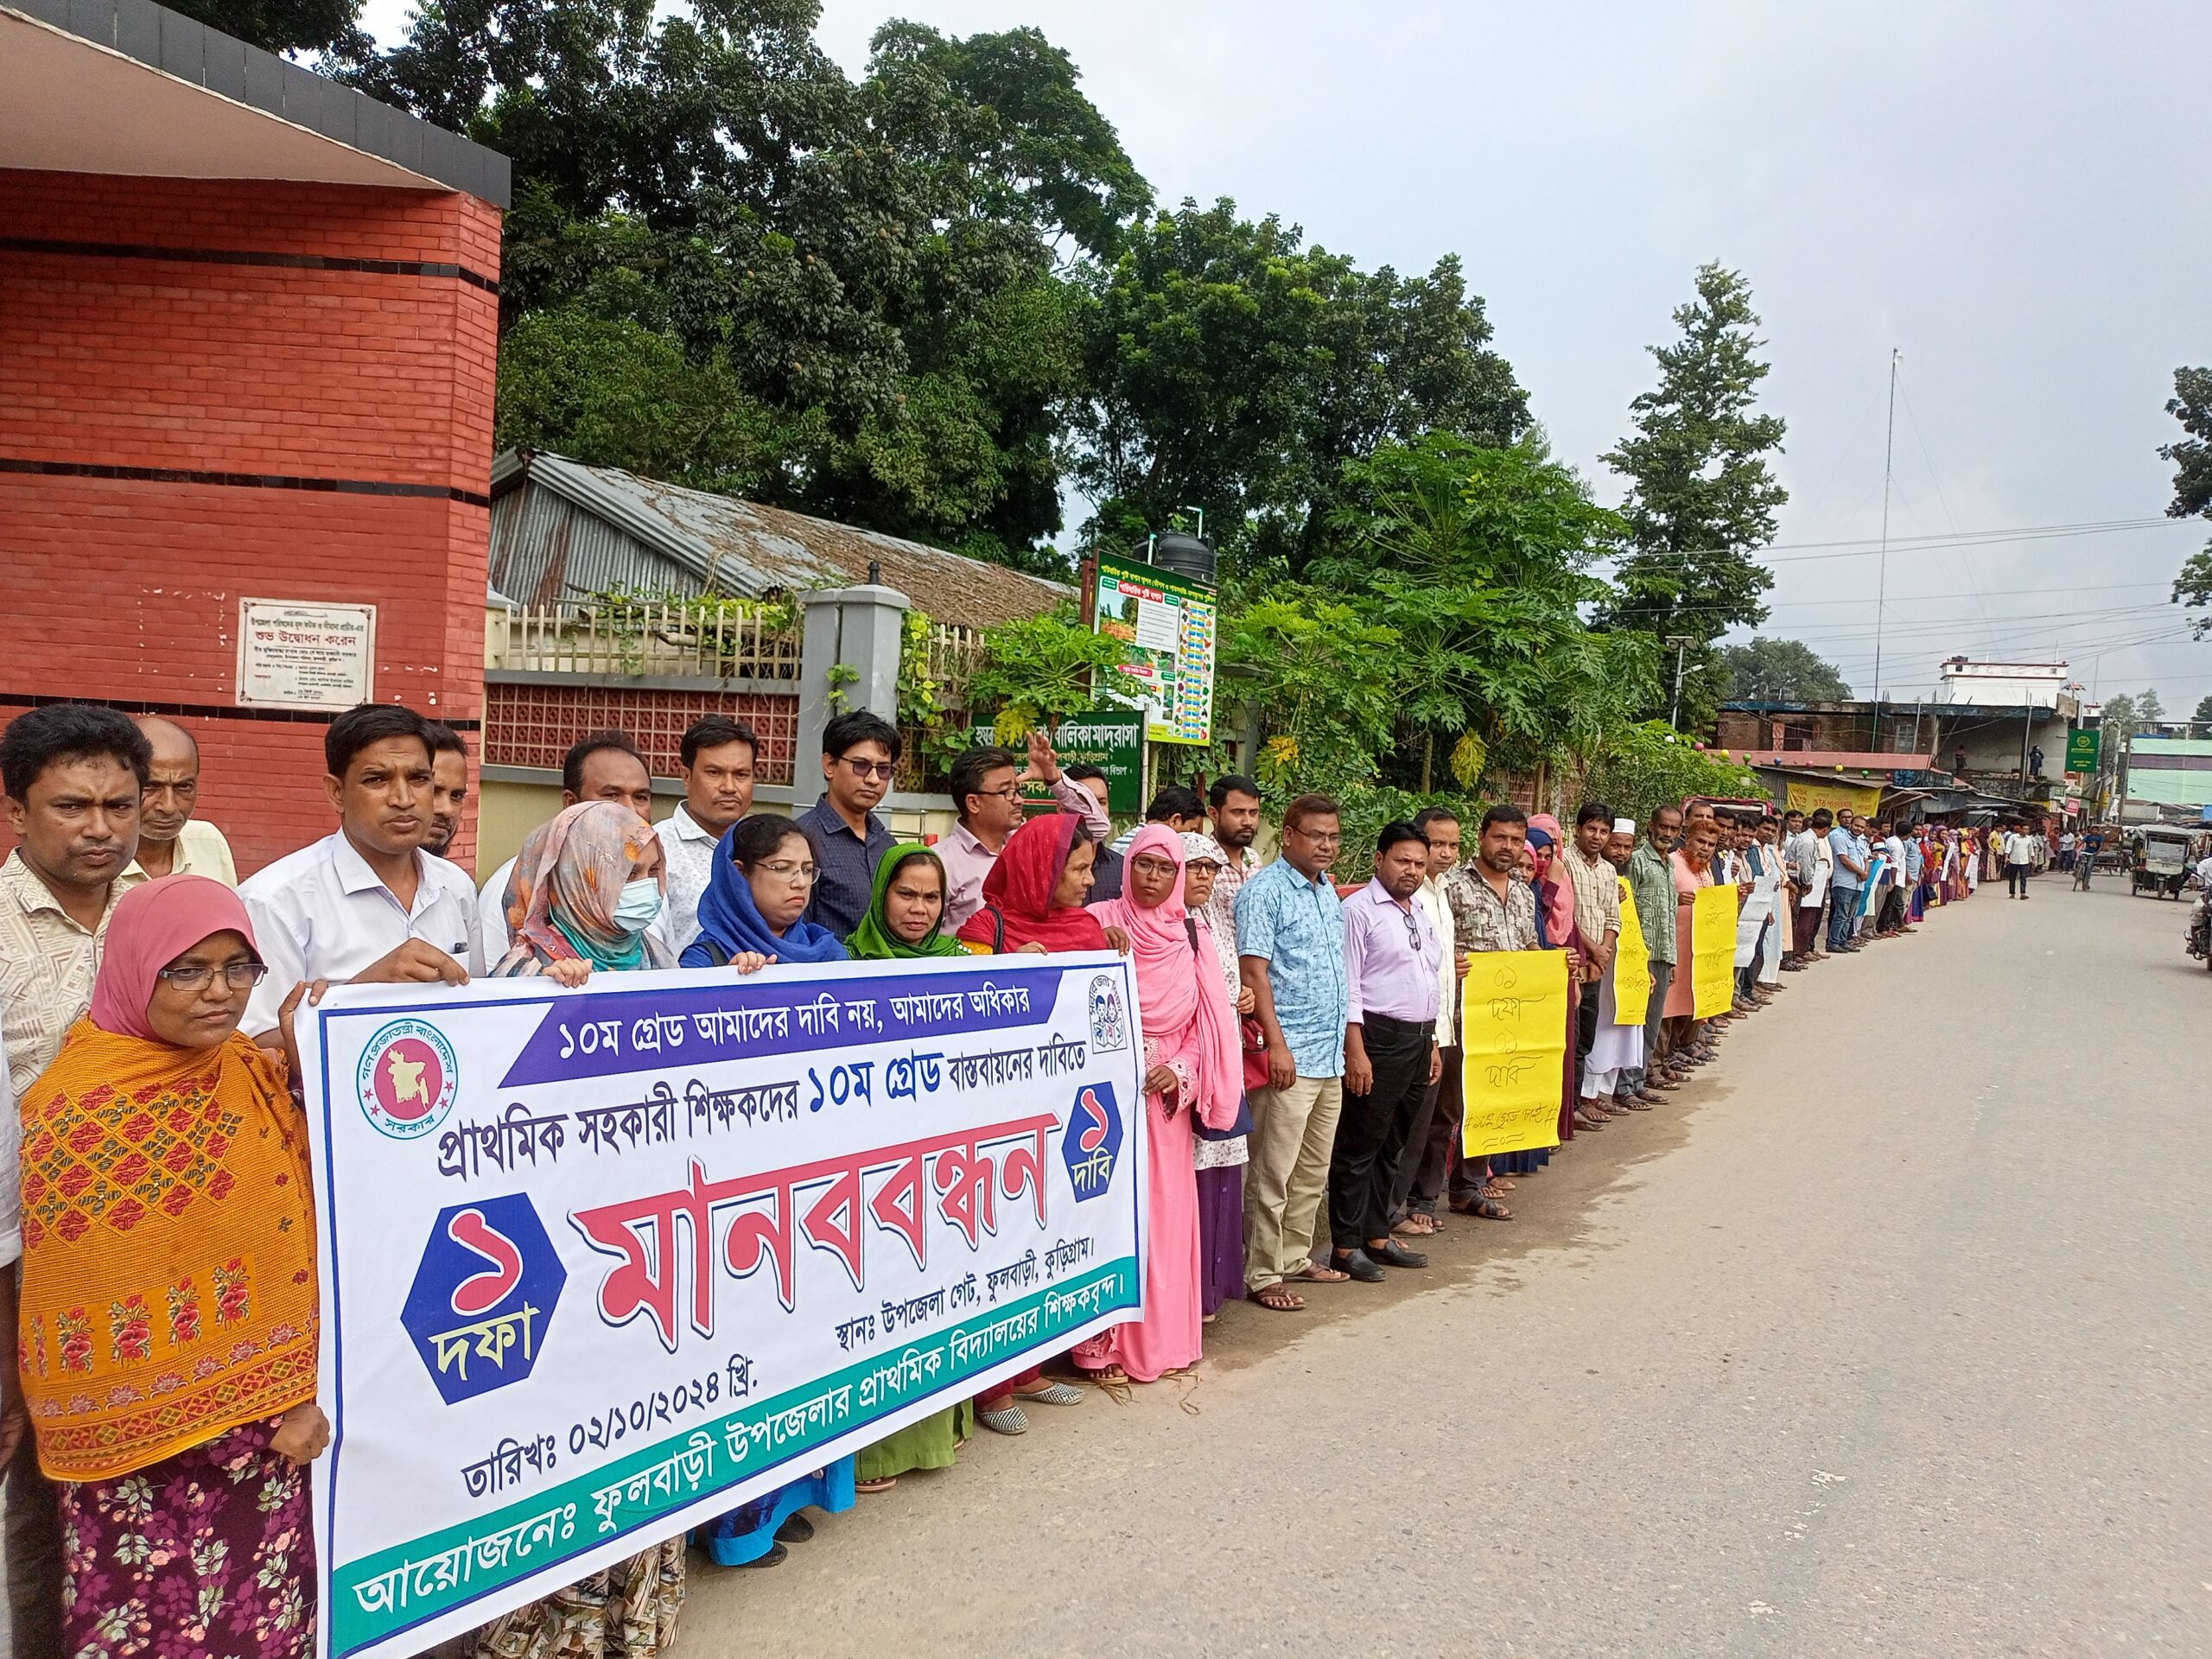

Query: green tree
left=2164, top=367, right=2212, bottom=638
left=1579, top=721, right=1762, bottom=827
left=1071, top=200, right=1526, bottom=573
left=1599, top=263, right=1789, bottom=728
left=1715, top=636, right=1852, bottom=702
left=358, top=1, right=1144, bottom=574
left=168, top=0, right=365, bottom=56
left=2191, top=692, right=2212, bottom=725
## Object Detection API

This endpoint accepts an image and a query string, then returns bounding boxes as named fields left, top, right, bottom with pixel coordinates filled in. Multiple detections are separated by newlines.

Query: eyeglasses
left=1292, top=828, right=1343, bottom=846
left=1130, top=856, right=1179, bottom=878
left=838, top=757, right=897, bottom=781
left=1400, top=908, right=1425, bottom=952
left=156, top=961, right=268, bottom=992
left=757, top=860, right=820, bottom=886
left=973, top=785, right=1024, bottom=801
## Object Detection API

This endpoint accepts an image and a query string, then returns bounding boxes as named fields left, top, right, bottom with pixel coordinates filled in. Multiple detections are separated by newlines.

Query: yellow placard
left=1612, top=875, right=1650, bottom=1027
left=1690, top=884, right=1738, bottom=1018
left=1783, top=779, right=1881, bottom=819
left=1459, top=949, right=1567, bottom=1159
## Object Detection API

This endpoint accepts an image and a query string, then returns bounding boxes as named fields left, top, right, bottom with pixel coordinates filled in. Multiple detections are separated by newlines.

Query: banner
left=1689, top=886, right=1738, bottom=1018
left=1457, top=949, right=1568, bottom=1158
left=2064, top=728, right=2100, bottom=773
left=299, top=953, right=1147, bottom=1659
left=1783, top=779, right=1881, bottom=819
left=1093, top=550, right=1217, bottom=745
left=963, top=709, right=1143, bottom=816
left=1611, top=875, right=1650, bottom=1027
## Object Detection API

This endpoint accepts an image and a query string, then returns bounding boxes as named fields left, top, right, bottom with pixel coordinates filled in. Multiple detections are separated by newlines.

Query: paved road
left=685, top=874, right=2212, bottom=1658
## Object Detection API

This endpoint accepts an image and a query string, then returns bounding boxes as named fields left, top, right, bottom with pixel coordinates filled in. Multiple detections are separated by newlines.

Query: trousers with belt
left=1329, top=1012, right=1433, bottom=1251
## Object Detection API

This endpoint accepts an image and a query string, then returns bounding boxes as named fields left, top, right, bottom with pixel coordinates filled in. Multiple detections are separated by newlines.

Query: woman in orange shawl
left=17, top=875, right=327, bottom=1658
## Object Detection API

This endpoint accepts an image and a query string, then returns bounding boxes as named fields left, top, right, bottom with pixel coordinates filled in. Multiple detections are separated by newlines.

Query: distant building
left=1933, top=658, right=2069, bottom=709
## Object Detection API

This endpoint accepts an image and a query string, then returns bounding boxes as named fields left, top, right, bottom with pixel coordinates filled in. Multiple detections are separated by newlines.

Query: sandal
left=976, top=1404, right=1028, bottom=1435
left=1014, top=1380, right=1085, bottom=1406
left=1291, top=1263, right=1351, bottom=1283
left=1394, top=1211, right=1442, bottom=1237
left=1450, top=1197, right=1513, bottom=1221
left=855, top=1477, right=897, bottom=1495
left=1249, top=1282, right=1305, bottom=1312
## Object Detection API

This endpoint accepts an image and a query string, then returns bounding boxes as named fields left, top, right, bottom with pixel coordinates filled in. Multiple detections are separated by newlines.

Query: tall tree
left=2162, top=366, right=2212, bottom=638
left=1599, top=263, right=1789, bottom=728
left=1071, top=200, right=1526, bottom=573
left=168, top=0, right=365, bottom=57
left=358, top=1, right=1146, bottom=575
left=2191, top=692, right=2212, bottom=726
left=1715, top=636, right=1852, bottom=702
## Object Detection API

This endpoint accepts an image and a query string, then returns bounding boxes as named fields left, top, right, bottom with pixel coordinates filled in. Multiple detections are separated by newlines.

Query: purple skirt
left=1197, top=1164, right=1245, bottom=1314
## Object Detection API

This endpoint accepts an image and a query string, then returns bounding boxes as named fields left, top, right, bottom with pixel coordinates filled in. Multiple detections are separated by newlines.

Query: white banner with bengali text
left=299, top=951, right=1147, bottom=1659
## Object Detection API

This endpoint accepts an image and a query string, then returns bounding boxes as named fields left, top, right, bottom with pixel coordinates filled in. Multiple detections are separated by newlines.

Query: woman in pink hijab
left=1071, top=825, right=1242, bottom=1382
left=1524, top=814, right=1591, bottom=1140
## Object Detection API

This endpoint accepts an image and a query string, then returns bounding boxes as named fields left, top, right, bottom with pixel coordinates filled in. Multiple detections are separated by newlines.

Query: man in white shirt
left=1391, top=805, right=1476, bottom=1231
left=2003, top=822, right=2036, bottom=899
left=0, top=702, right=153, bottom=1657
left=241, top=705, right=480, bottom=1038
left=124, top=715, right=237, bottom=885
left=476, top=731, right=658, bottom=964
left=647, top=715, right=759, bottom=959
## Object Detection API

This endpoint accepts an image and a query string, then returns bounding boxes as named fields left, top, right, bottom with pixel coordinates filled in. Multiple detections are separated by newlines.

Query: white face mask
left=613, top=878, right=663, bottom=933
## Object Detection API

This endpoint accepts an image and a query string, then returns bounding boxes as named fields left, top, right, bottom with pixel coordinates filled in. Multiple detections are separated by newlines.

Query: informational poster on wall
left=237, top=598, right=377, bottom=711
left=963, top=708, right=1146, bottom=815
left=1092, top=550, right=1217, bottom=746
left=299, top=952, right=1147, bottom=1659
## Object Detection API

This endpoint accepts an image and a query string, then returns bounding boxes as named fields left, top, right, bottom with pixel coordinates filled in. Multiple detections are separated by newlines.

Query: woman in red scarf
left=1069, top=826, right=1242, bottom=1382
left=955, top=813, right=1105, bottom=1432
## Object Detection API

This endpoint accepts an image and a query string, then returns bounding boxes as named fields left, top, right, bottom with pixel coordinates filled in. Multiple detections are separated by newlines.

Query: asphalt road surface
left=685, top=869, right=2210, bottom=1659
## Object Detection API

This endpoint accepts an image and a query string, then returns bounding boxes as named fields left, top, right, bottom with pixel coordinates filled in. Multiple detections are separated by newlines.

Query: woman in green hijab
left=849, top=845, right=977, bottom=1490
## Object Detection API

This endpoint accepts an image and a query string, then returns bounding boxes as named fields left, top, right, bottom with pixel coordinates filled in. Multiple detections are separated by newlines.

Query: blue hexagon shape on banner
left=401, top=1193, right=567, bottom=1405
left=1060, top=1080, right=1123, bottom=1203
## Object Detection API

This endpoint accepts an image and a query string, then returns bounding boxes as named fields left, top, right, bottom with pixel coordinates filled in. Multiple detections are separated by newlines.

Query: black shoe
left=1369, top=1240, right=1428, bottom=1269
left=736, top=1541, right=790, bottom=1568
left=1333, top=1249, right=1386, bottom=1283
left=774, top=1513, right=814, bottom=1545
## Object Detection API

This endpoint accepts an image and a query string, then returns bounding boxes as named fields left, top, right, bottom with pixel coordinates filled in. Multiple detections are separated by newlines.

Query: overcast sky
left=366, top=0, right=2212, bottom=709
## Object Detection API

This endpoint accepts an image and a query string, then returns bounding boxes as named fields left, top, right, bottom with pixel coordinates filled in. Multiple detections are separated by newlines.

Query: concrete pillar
left=795, top=584, right=910, bottom=808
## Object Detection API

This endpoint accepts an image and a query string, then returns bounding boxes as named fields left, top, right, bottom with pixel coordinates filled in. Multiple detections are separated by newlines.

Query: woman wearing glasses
left=681, top=814, right=849, bottom=971
left=681, top=815, right=860, bottom=1574
left=16, top=876, right=328, bottom=1658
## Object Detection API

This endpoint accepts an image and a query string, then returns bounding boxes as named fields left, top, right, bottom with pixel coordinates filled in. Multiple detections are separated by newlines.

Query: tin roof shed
left=487, top=450, right=1073, bottom=628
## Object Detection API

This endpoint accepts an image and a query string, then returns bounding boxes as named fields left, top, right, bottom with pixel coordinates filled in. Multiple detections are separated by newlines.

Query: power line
left=1595, top=515, right=2189, bottom=569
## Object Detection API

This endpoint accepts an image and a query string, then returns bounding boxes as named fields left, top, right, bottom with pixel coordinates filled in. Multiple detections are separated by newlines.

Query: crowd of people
left=0, top=698, right=2036, bottom=1659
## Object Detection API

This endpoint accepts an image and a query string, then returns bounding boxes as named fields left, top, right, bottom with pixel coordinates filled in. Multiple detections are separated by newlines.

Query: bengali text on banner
left=298, top=951, right=1147, bottom=1659
left=1457, top=948, right=1568, bottom=1159
left=1690, top=885, right=1739, bottom=1018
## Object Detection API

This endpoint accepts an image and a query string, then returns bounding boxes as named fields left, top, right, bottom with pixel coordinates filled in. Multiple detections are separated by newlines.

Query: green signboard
left=963, top=709, right=1144, bottom=816
left=2065, top=728, right=2100, bottom=773
left=1093, top=550, right=1217, bottom=746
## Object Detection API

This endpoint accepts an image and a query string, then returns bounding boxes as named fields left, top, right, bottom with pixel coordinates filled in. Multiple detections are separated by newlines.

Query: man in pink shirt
left=938, top=730, right=1111, bottom=933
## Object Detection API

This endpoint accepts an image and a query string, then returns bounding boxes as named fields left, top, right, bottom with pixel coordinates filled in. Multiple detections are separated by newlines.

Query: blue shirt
left=1234, top=858, right=1349, bottom=1078
left=1827, top=826, right=1862, bottom=888
left=794, top=797, right=893, bottom=941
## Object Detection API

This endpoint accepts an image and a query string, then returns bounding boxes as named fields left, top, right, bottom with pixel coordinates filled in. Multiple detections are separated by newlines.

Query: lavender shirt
left=1343, top=877, right=1443, bottom=1026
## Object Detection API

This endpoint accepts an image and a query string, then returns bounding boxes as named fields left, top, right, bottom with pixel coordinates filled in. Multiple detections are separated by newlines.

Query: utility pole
left=1667, top=634, right=1695, bottom=729
left=1872, top=349, right=1899, bottom=741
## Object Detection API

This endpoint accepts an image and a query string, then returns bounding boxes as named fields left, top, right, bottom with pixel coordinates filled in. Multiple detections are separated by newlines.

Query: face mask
left=613, top=879, right=663, bottom=933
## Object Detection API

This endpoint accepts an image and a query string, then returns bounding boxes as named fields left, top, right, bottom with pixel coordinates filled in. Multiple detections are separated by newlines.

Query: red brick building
left=0, top=0, right=508, bottom=874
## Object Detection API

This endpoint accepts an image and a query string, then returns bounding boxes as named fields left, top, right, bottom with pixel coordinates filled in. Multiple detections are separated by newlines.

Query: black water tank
left=1153, top=531, right=1217, bottom=586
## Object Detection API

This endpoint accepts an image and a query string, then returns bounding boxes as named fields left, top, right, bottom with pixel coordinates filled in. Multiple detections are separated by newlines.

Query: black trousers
left=1392, top=1043, right=1464, bottom=1216
left=1329, top=1014, right=1433, bottom=1251
left=1573, top=970, right=1601, bottom=1096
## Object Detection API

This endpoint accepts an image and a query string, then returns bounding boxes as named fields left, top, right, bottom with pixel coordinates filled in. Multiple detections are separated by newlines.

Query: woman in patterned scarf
left=16, top=875, right=327, bottom=1658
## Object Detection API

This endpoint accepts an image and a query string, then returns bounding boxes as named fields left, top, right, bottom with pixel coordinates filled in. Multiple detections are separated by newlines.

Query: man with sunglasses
left=798, top=710, right=902, bottom=940
left=938, top=731, right=1110, bottom=932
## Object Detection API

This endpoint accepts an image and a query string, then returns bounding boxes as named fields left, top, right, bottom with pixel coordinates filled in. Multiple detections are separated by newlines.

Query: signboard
left=237, top=598, right=376, bottom=710
left=1457, top=949, right=1567, bottom=1159
left=2065, top=728, right=2101, bottom=773
left=1093, top=550, right=1217, bottom=747
left=1689, top=886, right=1738, bottom=1018
left=1612, top=876, right=1650, bottom=1027
left=1781, top=779, right=1882, bottom=819
left=300, top=953, right=1147, bottom=1659
left=963, top=709, right=1144, bottom=816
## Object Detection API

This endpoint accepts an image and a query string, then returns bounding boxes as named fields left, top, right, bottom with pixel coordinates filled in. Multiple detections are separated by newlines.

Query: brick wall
left=483, top=682, right=799, bottom=786
left=0, top=168, right=501, bottom=875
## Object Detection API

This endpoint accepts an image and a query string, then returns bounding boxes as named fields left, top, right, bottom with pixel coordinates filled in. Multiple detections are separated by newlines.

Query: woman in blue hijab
left=683, top=814, right=849, bottom=969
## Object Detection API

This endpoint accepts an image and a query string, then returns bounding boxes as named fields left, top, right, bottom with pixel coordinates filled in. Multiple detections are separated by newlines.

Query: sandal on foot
left=734, top=1541, right=789, bottom=1568
left=1451, top=1197, right=1513, bottom=1221
left=1291, top=1263, right=1351, bottom=1283
left=855, top=1477, right=897, bottom=1495
left=1249, top=1283, right=1305, bottom=1312
left=1015, top=1381, right=1085, bottom=1406
left=1394, top=1211, right=1442, bottom=1236
left=976, top=1404, right=1029, bottom=1434
left=775, top=1513, right=814, bottom=1545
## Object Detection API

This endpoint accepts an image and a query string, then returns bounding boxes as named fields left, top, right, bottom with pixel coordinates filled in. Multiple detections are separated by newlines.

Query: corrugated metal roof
left=488, top=450, right=1072, bottom=628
